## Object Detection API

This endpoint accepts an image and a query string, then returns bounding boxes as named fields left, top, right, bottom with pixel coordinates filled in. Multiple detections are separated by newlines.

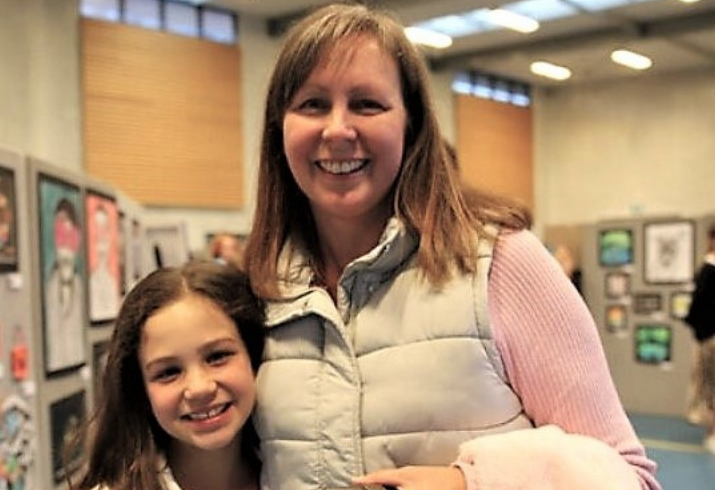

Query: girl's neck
left=167, top=443, right=257, bottom=490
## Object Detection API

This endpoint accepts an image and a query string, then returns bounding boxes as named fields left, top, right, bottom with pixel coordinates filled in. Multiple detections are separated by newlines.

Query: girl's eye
left=153, top=366, right=180, bottom=382
left=207, top=350, right=235, bottom=365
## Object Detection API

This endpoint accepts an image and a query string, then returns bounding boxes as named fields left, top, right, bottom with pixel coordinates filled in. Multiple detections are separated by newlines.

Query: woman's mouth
left=316, top=159, right=368, bottom=175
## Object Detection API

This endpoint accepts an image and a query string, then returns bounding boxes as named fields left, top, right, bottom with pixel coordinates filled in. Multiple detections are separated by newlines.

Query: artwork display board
left=583, top=215, right=712, bottom=417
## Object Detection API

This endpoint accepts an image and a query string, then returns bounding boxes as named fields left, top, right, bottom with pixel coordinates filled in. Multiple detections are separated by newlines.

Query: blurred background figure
left=684, top=224, right=715, bottom=453
left=209, top=232, right=245, bottom=267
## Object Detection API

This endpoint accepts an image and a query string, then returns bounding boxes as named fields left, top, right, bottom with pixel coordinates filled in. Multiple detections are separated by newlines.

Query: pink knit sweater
left=454, top=229, right=661, bottom=490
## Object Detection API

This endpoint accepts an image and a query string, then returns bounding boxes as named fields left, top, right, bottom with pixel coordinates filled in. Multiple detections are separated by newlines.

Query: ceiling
left=206, top=0, right=715, bottom=87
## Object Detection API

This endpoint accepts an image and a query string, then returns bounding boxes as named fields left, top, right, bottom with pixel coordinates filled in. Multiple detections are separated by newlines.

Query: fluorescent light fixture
left=611, top=49, right=652, bottom=70
left=404, top=27, right=453, bottom=49
left=485, top=9, right=540, bottom=33
left=530, top=61, right=572, bottom=81
left=679, top=0, right=701, bottom=3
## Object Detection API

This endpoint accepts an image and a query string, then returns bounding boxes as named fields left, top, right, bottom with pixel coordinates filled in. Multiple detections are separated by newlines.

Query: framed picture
left=598, top=228, right=633, bottom=267
left=634, top=324, right=672, bottom=365
left=605, top=271, right=630, bottom=299
left=670, top=291, right=692, bottom=321
left=38, top=173, right=87, bottom=376
left=85, top=190, right=121, bottom=323
left=633, top=292, right=662, bottom=315
left=92, top=340, right=111, bottom=403
left=643, top=220, right=695, bottom=284
left=50, top=390, right=87, bottom=483
left=605, top=304, right=628, bottom=335
left=0, top=164, right=19, bottom=273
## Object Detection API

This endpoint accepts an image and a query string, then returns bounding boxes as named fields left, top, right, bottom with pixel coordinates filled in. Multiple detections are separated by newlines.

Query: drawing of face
left=54, top=208, right=80, bottom=283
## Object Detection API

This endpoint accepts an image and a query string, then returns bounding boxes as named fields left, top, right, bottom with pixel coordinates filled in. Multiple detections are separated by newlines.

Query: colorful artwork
left=605, top=304, right=628, bottom=335
left=598, top=228, right=633, bottom=267
left=85, top=191, right=121, bottom=323
left=605, top=271, right=630, bottom=299
left=50, top=390, right=86, bottom=483
left=670, top=291, right=692, bottom=321
left=0, top=165, right=18, bottom=273
left=39, top=173, right=87, bottom=376
left=635, top=324, right=672, bottom=365
left=643, top=220, right=695, bottom=284
left=0, top=395, right=35, bottom=490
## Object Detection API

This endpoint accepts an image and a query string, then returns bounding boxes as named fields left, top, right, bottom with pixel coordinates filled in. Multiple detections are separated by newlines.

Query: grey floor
left=629, top=412, right=715, bottom=490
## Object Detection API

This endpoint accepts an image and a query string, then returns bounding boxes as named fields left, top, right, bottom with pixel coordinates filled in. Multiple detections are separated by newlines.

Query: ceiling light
left=679, top=0, right=701, bottom=3
left=485, top=9, right=540, bottom=34
left=530, top=61, right=572, bottom=81
left=404, top=27, right=453, bottom=49
left=611, top=49, right=653, bottom=70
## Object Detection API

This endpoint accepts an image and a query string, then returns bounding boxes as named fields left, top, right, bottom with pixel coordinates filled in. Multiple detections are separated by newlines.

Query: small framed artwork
left=643, top=220, right=695, bottom=284
left=634, top=324, right=672, bottom=365
left=633, top=292, right=663, bottom=315
left=38, top=173, right=87, bottom=376
left=50, top=390, right=87, bottom=483
left=85, top=190, right=121, bottom=323
left=0, top=164, right=18, bottom=273
left=598, top=228, right=633, bottom=267
left=670, top=291, right=692, bottom=321
left=605, top=304, right=628, bottom=335
left=92, top=340, right=111, bottom=403
left=605, top=271, right=630, bottom=299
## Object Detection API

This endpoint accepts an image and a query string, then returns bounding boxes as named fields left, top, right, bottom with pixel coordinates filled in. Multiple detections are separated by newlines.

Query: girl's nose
left=183, top=368, right=217, bottom=399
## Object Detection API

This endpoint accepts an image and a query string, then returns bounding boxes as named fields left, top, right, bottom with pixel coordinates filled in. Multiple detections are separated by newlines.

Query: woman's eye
left=352, top=99, right=385, bottom=113
left=296, top=98, right=328, bottom=112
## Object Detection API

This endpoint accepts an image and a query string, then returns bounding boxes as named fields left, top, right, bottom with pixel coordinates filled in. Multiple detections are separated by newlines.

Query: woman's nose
left=183, top=368, right=217, bottom=399
left=322, top=108, right=357, bottom=141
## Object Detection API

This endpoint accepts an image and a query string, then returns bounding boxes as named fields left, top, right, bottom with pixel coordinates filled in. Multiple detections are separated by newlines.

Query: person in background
left=243, top=3, right=660, bottom=490
left=684, top=223, right=715, bottom=453
left=68, top=260, right=265, bottom=490
left=209, top=232, right=245, bottom=267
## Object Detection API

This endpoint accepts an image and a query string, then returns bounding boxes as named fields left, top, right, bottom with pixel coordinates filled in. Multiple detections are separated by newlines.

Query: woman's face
left=282, top=35, right=407, bottom=227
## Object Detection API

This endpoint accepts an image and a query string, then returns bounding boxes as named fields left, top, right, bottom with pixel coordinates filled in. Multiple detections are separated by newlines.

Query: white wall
left=533, top=67, right=715, bottom=234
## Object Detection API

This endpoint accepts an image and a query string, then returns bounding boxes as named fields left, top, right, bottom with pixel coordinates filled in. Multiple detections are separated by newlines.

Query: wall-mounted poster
left=39, top=173, right=87, bottom=376
left=85, top=191, right=121, bottom=323
left=0, top=394, right=35, bottom=490
left=644, top=220, right=695, bottom=284
left=605, top=304, right=628, bottom=335
left=633, top=292, right=663, bottom=315
left=50, top=390, right=86, bottom=483
left=0, top=165, right=18, bottom=273
left=670, top=291, right=692, bottom=321
left=145, top=222, right=190, bottom=269
left=635, top=324, right=672, bottom=365
left=598, top=228, right=633, bottom=267
left=605, top=271, right=630, bottom=299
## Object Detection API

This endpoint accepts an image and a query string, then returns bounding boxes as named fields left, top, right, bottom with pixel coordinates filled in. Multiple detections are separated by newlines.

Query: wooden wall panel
left=455, top=94, right=533, bottom=211
left=81, top=19, right=243, bottom=208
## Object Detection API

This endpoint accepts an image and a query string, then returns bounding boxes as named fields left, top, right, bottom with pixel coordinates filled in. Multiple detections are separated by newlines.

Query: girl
left=69, top=260, right=264, bottom=490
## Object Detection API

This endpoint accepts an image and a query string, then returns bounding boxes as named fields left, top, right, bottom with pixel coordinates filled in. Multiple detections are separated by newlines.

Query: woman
left=243, top=3, right=660, bottom=490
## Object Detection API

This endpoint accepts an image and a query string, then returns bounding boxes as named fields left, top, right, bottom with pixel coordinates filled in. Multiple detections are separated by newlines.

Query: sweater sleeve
left=454, top=229, right=661, bottom=490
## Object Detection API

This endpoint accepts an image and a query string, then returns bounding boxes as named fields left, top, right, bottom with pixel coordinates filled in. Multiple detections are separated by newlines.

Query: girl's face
left=283, top=35, right=407, bottom=227
left=139, top=293, right=255, bottom=454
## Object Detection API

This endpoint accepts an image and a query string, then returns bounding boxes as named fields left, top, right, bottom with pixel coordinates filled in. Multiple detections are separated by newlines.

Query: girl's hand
left=353, top=465, right=466, bottom=490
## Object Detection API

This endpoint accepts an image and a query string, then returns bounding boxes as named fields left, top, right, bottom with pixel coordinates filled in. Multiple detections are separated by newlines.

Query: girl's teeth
left=319, top=160, right=365, bottom=174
